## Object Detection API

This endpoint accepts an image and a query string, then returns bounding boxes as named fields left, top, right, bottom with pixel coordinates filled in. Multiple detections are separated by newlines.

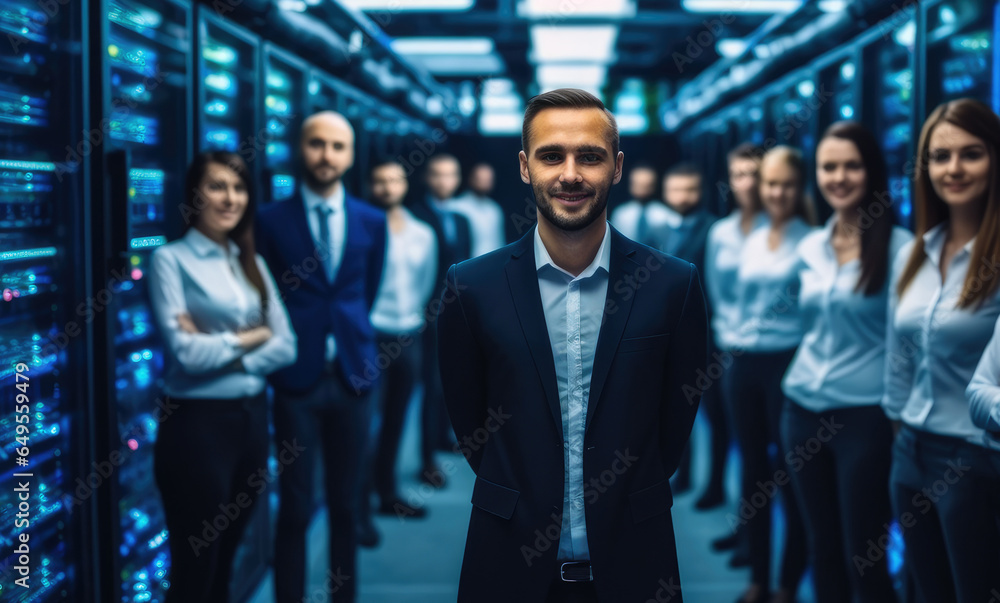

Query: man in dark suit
left=437, top=89, right=708, bottom=602
left=408, top=153, right=472, bottom=486
left=653, top=163, right=724, bottom=508
left=256, top=111, right=386, bottom=603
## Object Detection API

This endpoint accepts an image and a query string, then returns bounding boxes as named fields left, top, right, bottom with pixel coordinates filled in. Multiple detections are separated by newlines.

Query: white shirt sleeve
left=419, top=233, right=440, bottom=310
left=967, top=315, right=1000, bottom=432
left=882, top=246, right=915, bottom=421
left=148, top=247, right=245, bottom=375
left=239, top=255, right=298, bottom=375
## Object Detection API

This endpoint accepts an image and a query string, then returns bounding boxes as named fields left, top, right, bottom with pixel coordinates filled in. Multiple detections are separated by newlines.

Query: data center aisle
left=249, top=413, right=814, bottom=603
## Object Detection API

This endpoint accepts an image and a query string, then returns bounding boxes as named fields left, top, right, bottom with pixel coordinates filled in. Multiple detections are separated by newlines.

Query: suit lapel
left=288, top=193, right=331, bottom=291
left=586, top=230, right=640, bottom=435
left=505, top=231, right=563, bottom=439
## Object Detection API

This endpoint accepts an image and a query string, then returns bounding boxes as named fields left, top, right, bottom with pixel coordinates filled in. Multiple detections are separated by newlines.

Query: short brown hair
left=522, top=88, right=618, bottom=155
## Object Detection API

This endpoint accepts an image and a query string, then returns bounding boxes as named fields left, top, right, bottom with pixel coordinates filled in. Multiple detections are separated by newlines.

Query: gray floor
left=248, top=407, right=816, bottom=603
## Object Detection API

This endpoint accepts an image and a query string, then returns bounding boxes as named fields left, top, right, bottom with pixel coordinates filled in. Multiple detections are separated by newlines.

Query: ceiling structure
left=338, top=0, right=798, bottom=133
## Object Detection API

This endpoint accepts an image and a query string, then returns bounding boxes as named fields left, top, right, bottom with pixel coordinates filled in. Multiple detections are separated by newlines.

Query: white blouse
left=732, top=217, right=813, bottom=352
left=783, top=219, right=912, bottom=411
left=883, top=223, right=1000, bottom=444
left=148, top=228, right=296, bottom=399
left=704, top=211, right=769, bottom=349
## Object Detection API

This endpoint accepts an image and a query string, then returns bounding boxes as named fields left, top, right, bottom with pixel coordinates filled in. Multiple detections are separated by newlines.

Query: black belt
left=559, top=561, right=592, bottom=582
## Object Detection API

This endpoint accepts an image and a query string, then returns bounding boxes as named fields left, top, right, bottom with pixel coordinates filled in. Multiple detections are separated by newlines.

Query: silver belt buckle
left=560, top=561, right=593, bottom=582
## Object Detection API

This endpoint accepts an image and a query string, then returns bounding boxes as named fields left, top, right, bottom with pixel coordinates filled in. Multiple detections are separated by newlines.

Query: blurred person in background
left=884, top=98, right=1000, bottom=603
left=609, top=163, right=668, bottom=248
left=256, top=111, right=387, bottom=603
left=730, top=145, right=814, bottom=603
left=780, top=121, right=909, bottom=603
left=408, top=153, right=472, bottom=487
left=450, top=162, right=507, bottom=257
left=149, top=151, right=296, bottom=603
left=704, top=142, right=768, bottom=563
left=655, top=162, right=720, bottom=504
left=356, top=158, right=437, bottom=548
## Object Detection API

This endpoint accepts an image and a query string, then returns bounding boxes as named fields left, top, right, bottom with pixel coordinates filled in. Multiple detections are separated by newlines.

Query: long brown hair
left=896, top=98, right=1000, bottom=308
left=760, top=145, right=816, bottom=225
left=181, top=151, right=268, bottom=310
left=820, top=121, right=895, bottom=295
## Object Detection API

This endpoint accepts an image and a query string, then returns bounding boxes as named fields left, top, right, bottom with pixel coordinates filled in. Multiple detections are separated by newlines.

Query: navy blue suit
left=438, top=227, right=708, bottom=602
left=256, top=191, right=386, bottom=394
left=256, top=190, right=386, bottom=603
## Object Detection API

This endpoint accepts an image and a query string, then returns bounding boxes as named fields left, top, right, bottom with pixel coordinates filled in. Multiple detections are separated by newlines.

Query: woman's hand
left=236, top=326, right=273, bottom=350
left=177, top=313, right=200, bottom=334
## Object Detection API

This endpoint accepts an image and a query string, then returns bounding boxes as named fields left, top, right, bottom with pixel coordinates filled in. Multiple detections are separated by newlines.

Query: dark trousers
left=545, top=579, right=599, bottom=603
left=781, top=400, right=897, bottom=603
left=890, top=426, right=1000, bottom=603
left=372, top=331, right=423, bottom=501
left=701, top=347, right=730, bottom=498
left=728, top=348, right=807, bottom=591
left=420, top=324, right=451, bottom=467
left=274, top=371, right=370, bottom=603
left=154, top=393, right=267, bottom=603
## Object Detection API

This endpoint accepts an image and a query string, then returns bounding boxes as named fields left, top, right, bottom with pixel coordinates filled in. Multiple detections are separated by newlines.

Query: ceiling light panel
left=681, top=0, right=802, bottom=13
left=341, top=0, right=474, bottom=11
left=529, top=25, right=618, bottom=63
left=518, top=0, right=635, bottom=18
left=392, top=37, right=495, bottom=55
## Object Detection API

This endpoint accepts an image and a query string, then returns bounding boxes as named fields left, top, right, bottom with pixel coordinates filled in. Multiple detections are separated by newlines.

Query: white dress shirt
left=448, top=192, right=506, bottom=258
left=148, top=228, right=297, bottom=398
left=370, top=207, right=438, bottom=334
left=301, top=183, right=346, bottom=361
left=967, top=315, right=1000, bottom=433
left=883, top=222, right=1000, bottom=444
left=783, top=219, right=912, bottom=411
left=609, top=200, right=673, bottom=248
left=704, top=211, right=769, bottom=350
left=732, top=217, right=813, bottom=352
left=534, top=222, right=611, bottom=562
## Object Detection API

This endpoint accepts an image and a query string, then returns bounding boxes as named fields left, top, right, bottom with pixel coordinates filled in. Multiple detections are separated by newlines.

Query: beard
left=532, top=180, right=610, bottom=232
left=303, top=163, right=341, bottom=190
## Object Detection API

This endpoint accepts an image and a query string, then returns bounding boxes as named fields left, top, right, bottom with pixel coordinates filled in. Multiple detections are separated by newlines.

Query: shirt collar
left=184, top=226, right=240, bottom=258
left=533, top=222, right=611, bottom=280
left=922, top=221, right=976, bottom=268
left=302, top=182, right=345, bottom=214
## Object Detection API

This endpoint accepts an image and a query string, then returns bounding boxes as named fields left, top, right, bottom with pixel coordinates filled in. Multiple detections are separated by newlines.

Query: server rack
left=863, top=7, right=917, bottom=227
left=261, top=44, right=308, bottom=205
left=95, top=0, right=194, bottom=600
left=920, top=0, right=999, bottom=115
left=196, top=7, right=259, bottom=176
left=0, top=0, right=92, bottom=599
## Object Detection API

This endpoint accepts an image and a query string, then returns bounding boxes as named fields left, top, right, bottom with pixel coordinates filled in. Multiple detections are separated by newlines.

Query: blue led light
left=840, top=105, right=855, bottom=118
left=130, top=352, right=141, bottom=363
left=141, top=349, right=152, bottom=360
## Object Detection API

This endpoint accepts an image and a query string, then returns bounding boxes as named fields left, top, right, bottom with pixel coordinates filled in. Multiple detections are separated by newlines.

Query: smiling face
left=519, top=107, right=623, bottom=232
left=816, top=137, right=867, bottom=213
left=927, top=121, right=991, bottom=210
left=195, top=162, right=248, bottom=239
left=760, top=154, right=801, bottom=223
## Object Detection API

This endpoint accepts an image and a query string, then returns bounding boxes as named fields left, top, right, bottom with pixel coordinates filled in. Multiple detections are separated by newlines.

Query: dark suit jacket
left=408, top=196, right=473, bottom=296
left=255, top=191, right=386, bottom=395
left=437, top=226, right=708, bottom=602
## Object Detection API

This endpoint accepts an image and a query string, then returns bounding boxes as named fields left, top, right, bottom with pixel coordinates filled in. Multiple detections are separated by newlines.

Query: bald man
left=256, top=111, right=387, bottom=603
